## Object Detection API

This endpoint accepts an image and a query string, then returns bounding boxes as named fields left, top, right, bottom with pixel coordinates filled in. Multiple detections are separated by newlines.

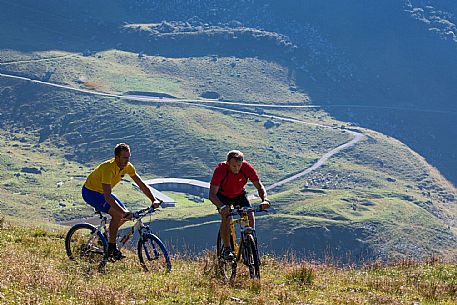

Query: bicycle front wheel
left=137, top=233, right=171, bottom=272
left=244, top=234, right=260, bottom=279
left=65, top=223, right=108, bottom=271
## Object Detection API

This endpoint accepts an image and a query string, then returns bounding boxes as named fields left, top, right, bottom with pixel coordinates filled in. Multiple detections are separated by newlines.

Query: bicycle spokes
left=143, top=239, right=160, bottom=261
left=65, top=224, right=107, bottom=272
left=137, top=235, right=171, bottom=272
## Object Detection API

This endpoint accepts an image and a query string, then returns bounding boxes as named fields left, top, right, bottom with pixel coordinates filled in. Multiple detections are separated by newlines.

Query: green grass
left=1, top=220, right=456, bottom=304
left=0, top=49, right=309, bottom=103
left=1, top=47, right=456, bottom=261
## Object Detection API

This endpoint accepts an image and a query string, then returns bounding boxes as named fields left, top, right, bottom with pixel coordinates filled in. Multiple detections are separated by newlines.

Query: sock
left=108, top=243, right=116, bottom=251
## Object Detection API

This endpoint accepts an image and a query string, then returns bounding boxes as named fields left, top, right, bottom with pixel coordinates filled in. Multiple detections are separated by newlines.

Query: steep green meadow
left=0, top=48, right=456, bottom=261
left=1, top=3, right=457, bottom=303
left=0, top=50, right=307, bottom=103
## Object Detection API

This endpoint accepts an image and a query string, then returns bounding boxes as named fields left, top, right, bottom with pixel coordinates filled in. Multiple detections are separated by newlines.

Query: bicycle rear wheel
left=65, top=223, right=108, bottom=272
left=216, top=230, right=237, bottom=283
left=137, top=233, right=171, bottom=272
left=243, top=234, right=260, bottom=279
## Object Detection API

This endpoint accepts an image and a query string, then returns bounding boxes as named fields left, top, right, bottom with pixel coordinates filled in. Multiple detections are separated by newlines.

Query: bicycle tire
left=244, top=234, right=260, bottom=279
left=65, top=223, right=108, bottom=271
left=216, top=230, right=237, bottom=283
left=137, top=233, right=171, bottom=272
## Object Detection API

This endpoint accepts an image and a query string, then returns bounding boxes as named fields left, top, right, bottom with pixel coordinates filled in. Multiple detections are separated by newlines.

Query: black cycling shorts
left=217, top=191, right=251, bottom=209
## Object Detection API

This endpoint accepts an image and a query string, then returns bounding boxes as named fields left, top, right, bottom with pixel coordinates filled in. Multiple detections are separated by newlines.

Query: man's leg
left=220, top=215, right=235, bottom=260
left=106, top=208, right=127, bottom=260
left=107, top=208, right=123, bottom=244
left=248, top=211, right=255, bottom=229
left=217, top=193, right=232, bottom=247
left=106, top=194, right=128, bottom=260
left=82, top=187, right=126, bottom=259
left=217, top=194, right=235, bottom=260
left=220, top=213, right=232, bottom=247
left=106, top=194, right=128, bottom=242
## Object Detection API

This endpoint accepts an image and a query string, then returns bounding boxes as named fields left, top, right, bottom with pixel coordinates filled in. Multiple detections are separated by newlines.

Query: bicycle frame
left=89, top=206, right=157, bottom=249
left=229, top=208, right=256, bottom=262
left=118, top=206, right=157, bottom=249
left=65, top=198, right=172, bottom=273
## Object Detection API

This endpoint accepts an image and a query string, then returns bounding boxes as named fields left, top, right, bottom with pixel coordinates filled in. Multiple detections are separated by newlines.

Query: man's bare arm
left=131, top=174, right=159, bottom=207
left=209, top=184, right=223, bottom=208
left=252, top=180, right=267, bottom=201
left=102, top=183, right=128, bottom=214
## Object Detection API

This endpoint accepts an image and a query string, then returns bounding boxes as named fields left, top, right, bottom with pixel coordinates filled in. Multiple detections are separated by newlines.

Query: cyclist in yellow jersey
left=82, top=143, right=159, bottom=260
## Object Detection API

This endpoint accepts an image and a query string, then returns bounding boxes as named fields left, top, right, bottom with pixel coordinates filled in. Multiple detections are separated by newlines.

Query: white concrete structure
left=144, top=178, right=210, bottom=199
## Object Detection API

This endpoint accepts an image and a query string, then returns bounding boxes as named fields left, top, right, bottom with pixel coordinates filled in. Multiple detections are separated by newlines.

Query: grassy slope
left=0, top=220, right=456, bottom=305
left=260, top=128, right=457, bottom=260
left=1, top=48, right=457, bottom=260
left=0, top=50, right=307, bottom=103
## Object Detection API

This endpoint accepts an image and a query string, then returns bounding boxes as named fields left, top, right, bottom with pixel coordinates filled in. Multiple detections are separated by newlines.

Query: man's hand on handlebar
left=123, top=211, right=133, bottom=220
left=260, top=199, right=271, bottom=210
left=152, top=198, right=163, bottom=209
left=219, top=205, right=231, bottom=217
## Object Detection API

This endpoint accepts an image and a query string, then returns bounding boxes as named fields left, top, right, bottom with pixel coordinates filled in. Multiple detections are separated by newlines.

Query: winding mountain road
left=0, top=72, right=365, bottom=192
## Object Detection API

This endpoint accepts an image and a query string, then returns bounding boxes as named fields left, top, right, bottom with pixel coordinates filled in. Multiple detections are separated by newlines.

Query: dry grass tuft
left=285, top=263, right=316, bottom=286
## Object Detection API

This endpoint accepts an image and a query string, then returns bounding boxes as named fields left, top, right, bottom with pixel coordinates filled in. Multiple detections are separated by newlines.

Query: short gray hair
left=226, top=150, right=244, bottom=162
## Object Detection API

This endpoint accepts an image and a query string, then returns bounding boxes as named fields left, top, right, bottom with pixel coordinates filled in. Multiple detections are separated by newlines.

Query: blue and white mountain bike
left=65, top=202, right=171, bottom=273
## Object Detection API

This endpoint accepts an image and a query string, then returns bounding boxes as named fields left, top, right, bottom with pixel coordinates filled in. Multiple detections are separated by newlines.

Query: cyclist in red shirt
left=209, top=150, right=270, bottom=260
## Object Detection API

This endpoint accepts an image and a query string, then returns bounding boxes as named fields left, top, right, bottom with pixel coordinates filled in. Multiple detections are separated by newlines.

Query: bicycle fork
left=139, top=228, right=161, bottom=262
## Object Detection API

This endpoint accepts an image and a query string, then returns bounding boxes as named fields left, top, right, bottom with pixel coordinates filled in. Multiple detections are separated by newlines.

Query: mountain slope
left=1, top=65, right=456, bottom=261
left=0, top=0, right=456, bottom=261
left=2, top=0, right=455, bottom=185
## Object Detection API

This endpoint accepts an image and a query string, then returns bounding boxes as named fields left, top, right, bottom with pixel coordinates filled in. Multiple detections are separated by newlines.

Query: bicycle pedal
left=219, top=256, right=234, bottom=263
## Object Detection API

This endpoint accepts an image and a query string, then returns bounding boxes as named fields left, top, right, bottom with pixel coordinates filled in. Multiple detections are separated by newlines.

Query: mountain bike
left=65, top=202, right=171, bottom=272
left=216, top=204, right=268, bottom=282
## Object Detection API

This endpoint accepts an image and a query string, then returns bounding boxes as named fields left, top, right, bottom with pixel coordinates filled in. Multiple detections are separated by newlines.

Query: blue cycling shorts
left=82, top=185, right=125, bottom=213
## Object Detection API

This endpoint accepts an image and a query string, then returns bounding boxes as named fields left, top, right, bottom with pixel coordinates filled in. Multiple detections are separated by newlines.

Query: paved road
left=0, top=72, right=365, bottom=193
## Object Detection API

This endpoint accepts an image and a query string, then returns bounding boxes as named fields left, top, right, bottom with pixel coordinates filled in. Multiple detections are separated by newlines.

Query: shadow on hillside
left=125, top=215, right=375, bottom=265
left=2, top=0, right=457, bottom=186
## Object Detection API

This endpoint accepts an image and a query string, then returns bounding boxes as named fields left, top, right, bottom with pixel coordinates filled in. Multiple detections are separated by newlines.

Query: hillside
left=0, top=221, right=456, bottom=304
left=1, top=57, right=456, bottom=261
left=1, top=0, right=457, bottom=183
left=0, top=0, right=457, bottom=263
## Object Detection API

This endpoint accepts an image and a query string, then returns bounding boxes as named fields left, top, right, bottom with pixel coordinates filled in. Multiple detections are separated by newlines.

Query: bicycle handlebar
left=132, top=199, right=163, bottom=219
left=229, top=205, right=269, bottom=216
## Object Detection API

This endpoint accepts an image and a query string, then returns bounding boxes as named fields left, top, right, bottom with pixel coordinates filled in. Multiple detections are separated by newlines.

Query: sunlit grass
left=0, top=47, right=456, bottom=264
left=1, top=221, right=456, bottom=304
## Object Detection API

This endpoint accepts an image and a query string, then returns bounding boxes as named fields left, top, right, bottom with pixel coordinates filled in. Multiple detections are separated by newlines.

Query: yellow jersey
left=84, top=158, right=136, bottom=193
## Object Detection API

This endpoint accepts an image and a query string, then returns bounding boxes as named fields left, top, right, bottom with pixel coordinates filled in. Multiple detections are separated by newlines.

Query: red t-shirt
left=210, top=161, right=259, bottom=198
